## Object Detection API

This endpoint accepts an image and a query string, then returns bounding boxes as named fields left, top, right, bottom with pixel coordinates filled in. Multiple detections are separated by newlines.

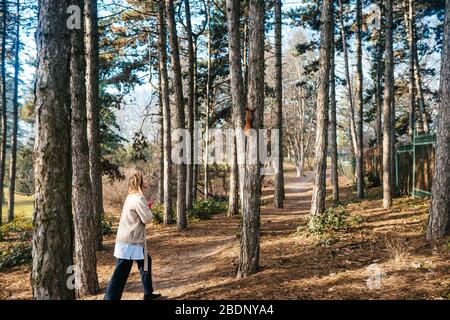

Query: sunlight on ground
left=0, top=192, right=33, bottom=222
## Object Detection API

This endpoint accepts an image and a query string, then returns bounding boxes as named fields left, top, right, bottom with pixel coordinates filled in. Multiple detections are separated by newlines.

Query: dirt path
left=1, top=168, right=449, bottom=299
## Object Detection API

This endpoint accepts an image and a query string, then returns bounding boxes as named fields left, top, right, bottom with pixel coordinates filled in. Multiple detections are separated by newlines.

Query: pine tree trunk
left=355, top=0, right=364, bottom=199
left=32, top=0, right=74, bottom=300
left=427, top=0, right=450, bottom=240
left=228, top=140, right=239, bottom=217
left=226, top=0, right=245, bottom=217
left=0, top=0, right=7, bottom=224
left=236, top=0, right=264, bottom=279
left=274, top=0, right=284, bottom=208
left=158, top=73, right=164, bottom=205
left=404, top=0, right=416, bottom=140
left=158, top=0, right=173, bottom=225
left=70, top=2, right=99, bottom=296
left=166, top=0, right=187, bottom=230
left=375, top=0, right=384, bottom=147
left=338, top=0, right=358, bottom=159
left=85, top=0, right=104, bottom=250
left=411, top=0, right=430, bottom=134
left=7, top=0, right=19, bottom=222
left=383, top=0, right=395, bottom=209
left=310, top=0, right=332, bottom=220
left=330, top=31, right=339, bottom=204
left=204, top=0, right=212, bottom=200
left=184, top=0, right=195, bottom=211
left=192, top=37, right=199, bottom=202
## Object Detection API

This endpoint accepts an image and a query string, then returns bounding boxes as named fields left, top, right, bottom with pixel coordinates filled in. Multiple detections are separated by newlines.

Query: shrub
left=0, top=244, right=32, bottom=272
left=308, top=206, right=363, bottom=235
left=365, top=171, right=381, bottom=188
left=102, top=216, right=114, bottom=236
left=150, top=204, right=164, bottom=225
left=188, top=199, right=228, bottom=221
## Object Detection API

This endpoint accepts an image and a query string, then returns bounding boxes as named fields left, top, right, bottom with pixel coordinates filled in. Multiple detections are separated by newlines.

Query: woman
left=104, top=172, right=161, bottom=300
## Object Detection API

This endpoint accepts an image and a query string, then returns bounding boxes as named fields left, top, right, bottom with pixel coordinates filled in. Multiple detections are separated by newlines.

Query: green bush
left=188, top=199, right=228, bottom=221
left=150, top=204, right=164, bottom=225
left=0, top=244, right=32, bottom=272
left=102, top=216, right=114, bottom=236
left=309, top=206, right=363, bottom=235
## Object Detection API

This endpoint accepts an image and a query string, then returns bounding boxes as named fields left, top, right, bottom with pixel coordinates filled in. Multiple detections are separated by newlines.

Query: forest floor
left=1, top=167, right=449, bottom=300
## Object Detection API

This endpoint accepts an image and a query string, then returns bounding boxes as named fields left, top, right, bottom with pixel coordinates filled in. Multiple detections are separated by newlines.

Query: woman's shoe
left=144, top=293, right=162, bottom=300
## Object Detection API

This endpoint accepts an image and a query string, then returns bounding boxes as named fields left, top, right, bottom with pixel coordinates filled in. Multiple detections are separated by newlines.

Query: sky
left=16, top=0, right=443, bottom=146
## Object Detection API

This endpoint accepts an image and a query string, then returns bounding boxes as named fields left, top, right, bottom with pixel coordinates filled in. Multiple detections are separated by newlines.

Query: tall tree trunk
left=414, top=48, right=430, bottom=134
left=404, top=0, right=416, bottom=140
left=274, top=0, right=284, bottom=208
left=158, top=0, right=173, bottom=225
left=310, top=0, right=332, bottom=220
left=236, top=0, right=264, bottom=279
left=330, top=28, right=339, bottom=204
left=204, top=0, right=212, bottom=200
left=226, top=0, right=245, bottom=216
left=192, top=36, right=199, bottom=202
left=375, top=0, right=384, bottom=147
left=338, top=0, right=358, bottom=158
left=411, top=1, right=430, bottom=134
left=70, top=1, right=99, bottom=296
left=166, top=0, right=187, bottom=230
left=0, top=0, right=7, bottom=224
left=85, top=0, right=104, bottom=250
left=427, top=0, right=450, bottom=240
left=32, top=0, right=74, bottom=300
left=383, top=0, right=395, bottom=209
left=184, top=0, right=195, bottom=211
left=158, top=73, right=164, bottom=204
left=355, top=0, right=364, bottom=199
left=8, top=0, right=19, bottom=222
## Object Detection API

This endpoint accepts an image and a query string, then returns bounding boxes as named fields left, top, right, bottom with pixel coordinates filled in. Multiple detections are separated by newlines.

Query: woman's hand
left=147, top=201, right=153, bottom=210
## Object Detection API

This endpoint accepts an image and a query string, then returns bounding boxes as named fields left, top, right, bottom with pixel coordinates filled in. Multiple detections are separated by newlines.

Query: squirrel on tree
left=243, top=108, right=255, bottom=136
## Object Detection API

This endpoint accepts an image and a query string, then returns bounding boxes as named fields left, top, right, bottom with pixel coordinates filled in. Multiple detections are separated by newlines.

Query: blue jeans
left=104, top=255, right=154, bottom=300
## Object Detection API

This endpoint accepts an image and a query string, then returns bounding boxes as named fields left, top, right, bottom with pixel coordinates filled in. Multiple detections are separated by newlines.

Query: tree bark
left=158, top=0, right=173, bottom=225
left=226, top=0, right=245, bottom=217
left=310, top=0, right=333, bottom=220
left=403, top=0, right=416, bottom=141
left=70, top=1, right=99, bottom=296
left=184, top=0, right=195, bottom=211
left=338, top=0, right=358, bottom=160
left=0, top=0, right=7, bottom=224
left=375, top=0, right=384, bottom=147
left=236, top=0, right=264, bottom=279
left=166, top=0, right=187, bottom=230
left=330, top=27, right=339, bottom=204
left=204, top=0, right=212, bottom=200
left=427, top=0, right=450, bottom=240
left=383, top=0, right=395, bottom=209
left=274, top=0, right=284, bottom=208
left=32, top=0, right=74, bottom=300
left=85, top=0, right=104, bottom=250
left=411, top=1, right=430, bottom=134
left=8, top=0, right=20, bottom=222
left=158, top=73, right=164, bottom=205
left=355, top=0, right=364, bottom=199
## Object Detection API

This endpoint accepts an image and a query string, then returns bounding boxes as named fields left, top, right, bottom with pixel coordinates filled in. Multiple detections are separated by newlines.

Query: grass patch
left=1, top=192, right=34, bottom=223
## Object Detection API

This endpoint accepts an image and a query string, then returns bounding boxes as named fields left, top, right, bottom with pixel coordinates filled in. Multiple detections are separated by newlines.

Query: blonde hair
left=128, top=171, right=144, bottom=195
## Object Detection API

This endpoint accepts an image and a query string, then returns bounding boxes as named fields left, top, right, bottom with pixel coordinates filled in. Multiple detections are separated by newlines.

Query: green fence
left=395, top=131, right=436, bottom=198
